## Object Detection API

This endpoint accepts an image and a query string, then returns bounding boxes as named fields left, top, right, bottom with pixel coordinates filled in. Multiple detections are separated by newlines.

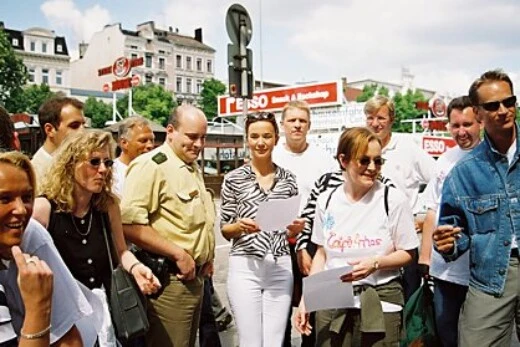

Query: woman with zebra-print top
left=221, top=112, right=304, bottom=347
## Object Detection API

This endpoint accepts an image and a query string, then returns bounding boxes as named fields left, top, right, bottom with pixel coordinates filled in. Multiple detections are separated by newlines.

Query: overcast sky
left=2, top=0, right=520, bottom=96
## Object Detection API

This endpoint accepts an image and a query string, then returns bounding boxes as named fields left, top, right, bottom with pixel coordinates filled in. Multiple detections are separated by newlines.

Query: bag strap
left=384, top=184, right=389, bottom=217
left=101, top=213, right=116, bottom=271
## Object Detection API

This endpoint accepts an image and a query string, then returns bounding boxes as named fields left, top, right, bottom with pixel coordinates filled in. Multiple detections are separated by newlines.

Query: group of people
left=0, top=67, right=518, bottom=347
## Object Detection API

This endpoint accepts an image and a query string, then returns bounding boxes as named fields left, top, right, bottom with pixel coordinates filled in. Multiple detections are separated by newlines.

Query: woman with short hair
left=295, top=127, right=419, bottom=346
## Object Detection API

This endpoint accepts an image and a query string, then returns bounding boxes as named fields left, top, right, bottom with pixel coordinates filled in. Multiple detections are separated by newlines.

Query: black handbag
left=101, top=215, right=150, bottom=342
left=130, top=246, right=170, bottom=299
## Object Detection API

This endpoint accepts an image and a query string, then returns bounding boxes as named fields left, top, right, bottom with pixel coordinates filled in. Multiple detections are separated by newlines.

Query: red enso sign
left=218, top=81, right=342, bottom=116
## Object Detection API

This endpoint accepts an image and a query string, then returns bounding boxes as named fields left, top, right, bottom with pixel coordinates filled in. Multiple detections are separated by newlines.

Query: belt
left=168, top=261, right=203, bottom=275
left=511, top=248, right=519, bottom=258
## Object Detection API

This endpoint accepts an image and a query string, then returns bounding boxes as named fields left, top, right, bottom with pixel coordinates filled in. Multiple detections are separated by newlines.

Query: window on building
left=186, top=56, right=192, bottom=71
left=176, top=77, right=183, bottom=92
left=12, top=38, right=18, bottom=46
left=159, top=50, right=165, bottom=54
left=176, top=55, right=182, bottom=68
left=186, top=78, right=192, bottom=94
left=196, top=58, right=202, bottom=72
left=159, top=78, right=166, bottom=87
left=56, top=71, right=63, bottom=85
left=196, top=80, right=202, bottom=94
left=207, top=59, right=212, bottom=73
left=130, top=45, right=138, bottom=49
left=57, top=44, right=62, bottom=52
left=159, top=57, right=165, bottom=70
left=28, top=68, right=35, bottom=83
left=30, top=41, right=35, bottom=52
left=42, top=69, right=49, bottom=84
left=42, top=42, right=47, bottom=53
left=145, top=54, right=152, bottom=68
left=145, top=75, right=152, bottom=84
left=131, top=53, right=137, bottom=60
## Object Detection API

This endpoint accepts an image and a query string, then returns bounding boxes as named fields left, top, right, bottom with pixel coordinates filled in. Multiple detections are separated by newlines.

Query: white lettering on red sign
left=218, top=81, right=341, bottom=116
left=422, top=136, right=456, bottom=156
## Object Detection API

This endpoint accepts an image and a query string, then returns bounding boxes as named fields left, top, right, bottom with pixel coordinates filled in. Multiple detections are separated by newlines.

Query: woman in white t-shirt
left=294, top=127, right=419, bottom=346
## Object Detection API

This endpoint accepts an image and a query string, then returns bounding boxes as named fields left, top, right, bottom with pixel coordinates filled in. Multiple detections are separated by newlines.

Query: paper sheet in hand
left=255, top=195, right=301, bottom=232
left=303, top=266, right=354, bottom=312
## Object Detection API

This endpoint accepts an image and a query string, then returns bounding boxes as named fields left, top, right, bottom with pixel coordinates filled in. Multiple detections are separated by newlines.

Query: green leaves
left=0, top=29, right=28, bottom=111
left=199, top=78, right=226, bottom=120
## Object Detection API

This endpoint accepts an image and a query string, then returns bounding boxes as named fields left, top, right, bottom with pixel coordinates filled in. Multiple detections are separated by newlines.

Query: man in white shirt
left=31, top=97, right=86, bottom=187
left=112, top=116, right=155, bottom=198
left=272, top=100, right=336, bottom=347
left=365, top=95, right=435, bottom=300
left=419, top=96, right=482, bottom=347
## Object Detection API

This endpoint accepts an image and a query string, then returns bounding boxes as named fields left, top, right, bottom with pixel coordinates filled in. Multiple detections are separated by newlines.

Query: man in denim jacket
left=434, top=70, right=520, bottom=346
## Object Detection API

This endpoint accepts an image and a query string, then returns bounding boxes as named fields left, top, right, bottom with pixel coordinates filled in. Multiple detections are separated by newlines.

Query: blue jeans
left=433, top=278, right=468, bottom=347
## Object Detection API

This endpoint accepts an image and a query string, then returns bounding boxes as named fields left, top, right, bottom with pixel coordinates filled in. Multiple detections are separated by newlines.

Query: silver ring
left=26, top=258, right=37, bottom=265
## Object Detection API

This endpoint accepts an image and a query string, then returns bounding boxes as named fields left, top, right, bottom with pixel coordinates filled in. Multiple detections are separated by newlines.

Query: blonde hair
left=281, top=100, right=311, bottom=121
left=364, top=95, right=395, bottom=119
left=0, top=151, right=36, bottom=200
left=40, top=130, right=116, bottom=213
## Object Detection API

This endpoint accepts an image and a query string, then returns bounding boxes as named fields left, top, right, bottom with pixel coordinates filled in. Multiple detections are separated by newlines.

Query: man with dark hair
left=31, top=96, right=85, bottom=184
left=121, top=105, right=215, bottom=347
left=0, top=106, right=19, bottom=150
left=419, top=95, right=482, bottom=347
left=434, top=70, right=520, bottom=345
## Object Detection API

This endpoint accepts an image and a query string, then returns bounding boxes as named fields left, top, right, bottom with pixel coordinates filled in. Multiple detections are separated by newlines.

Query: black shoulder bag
left=101, top=215, right=150, bottom=342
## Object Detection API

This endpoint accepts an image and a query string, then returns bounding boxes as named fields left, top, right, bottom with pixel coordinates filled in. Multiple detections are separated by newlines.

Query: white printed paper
left=255, top=195, right=301, bottom=232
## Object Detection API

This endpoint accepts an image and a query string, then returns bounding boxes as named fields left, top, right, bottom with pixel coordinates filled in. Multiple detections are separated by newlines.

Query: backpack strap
left=384, top=184, right=390, bottom=217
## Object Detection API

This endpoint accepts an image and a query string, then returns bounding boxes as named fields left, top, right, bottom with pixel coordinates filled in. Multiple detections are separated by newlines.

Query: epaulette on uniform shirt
left=152, top=152, right=167, bottom=164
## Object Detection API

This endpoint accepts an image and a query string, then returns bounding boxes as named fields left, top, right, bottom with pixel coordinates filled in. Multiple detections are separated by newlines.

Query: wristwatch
left=372, top=259, right=379, bottom=271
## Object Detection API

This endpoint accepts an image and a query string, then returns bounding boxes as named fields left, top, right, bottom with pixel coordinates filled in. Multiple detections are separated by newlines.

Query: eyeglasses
left=247, top=112, right=276, bottom=121
left=87, top=158, right=114, bottom=168
left=479, top=95, right=517, bottom=112
left=358, top=156, right=385, bottom=167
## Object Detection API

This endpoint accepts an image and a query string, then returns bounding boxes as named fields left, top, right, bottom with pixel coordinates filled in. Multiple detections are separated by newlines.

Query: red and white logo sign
left=430, top=97, right=447, bottom=118
left=112, top=57, right=131, bottom=78
left=131, top=75, right=140, bottom=87
left=218, top=81, right=342, bottom=116
left=422, top=136, right=456, bottom=156
left=102, top=83, right=110, bottom=93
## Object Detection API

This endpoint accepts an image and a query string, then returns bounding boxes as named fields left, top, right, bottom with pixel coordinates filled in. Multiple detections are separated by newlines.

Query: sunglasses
left=479, top=95, right=517, bottom=112
left=247, top=112, right=276, bottom=121
left=87, top=158, right=114, bottom=168
left=358, top=156, right=385, bottom=167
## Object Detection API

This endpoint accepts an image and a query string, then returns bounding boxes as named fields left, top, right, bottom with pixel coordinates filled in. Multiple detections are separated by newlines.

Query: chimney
left=341, top=77, right=347, bottom=92
left=79, top=42, right=89, bottom=59
left=194, top=28, right=202, bottom=43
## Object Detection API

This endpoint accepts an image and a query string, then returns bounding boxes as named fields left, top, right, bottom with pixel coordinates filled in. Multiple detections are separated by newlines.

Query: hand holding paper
left=303, top=266, right=355, bottom=312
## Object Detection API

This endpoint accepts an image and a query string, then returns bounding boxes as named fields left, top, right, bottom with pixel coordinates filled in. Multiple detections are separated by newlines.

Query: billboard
left=218, top=81, right=342, bottom=116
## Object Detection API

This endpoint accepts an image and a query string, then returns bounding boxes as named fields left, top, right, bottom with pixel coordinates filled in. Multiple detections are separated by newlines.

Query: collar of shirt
left=243, top=163, right=283, bottom=181
left=382, top=134, right=398, bottom=153
left=483, top=122, right=520, bottom=163
left=161, top=143, right=199, bottom=172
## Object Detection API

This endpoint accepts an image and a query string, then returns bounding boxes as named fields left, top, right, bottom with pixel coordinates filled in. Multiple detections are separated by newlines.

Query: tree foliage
left=83, top=97, right=113, bottom=128
left=393, top=89, right=427, bottom=133
left=0, top=29, right=28, bottom=111
left=199, top=78, right=226, bottom=120
left=117, top=84, right=176, bottom=126
left=356, top=83, right=378, bottom=102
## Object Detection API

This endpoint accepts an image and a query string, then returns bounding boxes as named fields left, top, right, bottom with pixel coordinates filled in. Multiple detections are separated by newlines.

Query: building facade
left=70, top=21, right=215, bottom=104
left=1, top=22, right=71, bottom=95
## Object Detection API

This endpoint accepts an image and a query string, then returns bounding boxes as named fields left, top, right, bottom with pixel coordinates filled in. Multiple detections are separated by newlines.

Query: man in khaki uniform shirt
left=121, top=105, right=215, bottom=347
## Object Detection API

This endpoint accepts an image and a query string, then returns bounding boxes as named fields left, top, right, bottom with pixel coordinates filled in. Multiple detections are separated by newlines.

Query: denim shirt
left=438, top=123, right=520, bottom=296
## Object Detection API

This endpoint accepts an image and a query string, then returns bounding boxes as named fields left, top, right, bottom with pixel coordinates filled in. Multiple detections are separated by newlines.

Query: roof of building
left=343, top=86, right=362, bottom=102
left=165, top=32, right=215, bottom=52
left=0, top=22, right=69, bottom=56
left=349, top=78, right=436, bottom=94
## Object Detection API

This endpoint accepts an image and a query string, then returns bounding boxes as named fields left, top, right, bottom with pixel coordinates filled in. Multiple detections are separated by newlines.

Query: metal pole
left=112, top=92, right=117, bottom=123
left=259, top=0, right=263, bottom=90
left=128, top=86, right=133, bottom=117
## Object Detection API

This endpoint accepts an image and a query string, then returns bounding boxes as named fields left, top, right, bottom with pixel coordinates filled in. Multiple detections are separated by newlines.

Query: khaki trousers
left=459, top=256, right=520, bottom=346
left=145, top=274, right=204, bottom=347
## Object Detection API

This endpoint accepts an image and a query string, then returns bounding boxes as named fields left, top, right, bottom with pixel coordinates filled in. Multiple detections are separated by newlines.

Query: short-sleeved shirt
left=422, top=145, right=471, bottom=286
left=273, top=142, right=337, bottom=212
left=312, top=181, right=419, bottom=286
left=220, top=164, right=299, bottom=258
left=31, top=147, right=53, bottom=190
left=0, top=284, right=17, bottom=346
left=382, top=134, right=435, bottom=213
left=0, top=219, right=94, bottom=344
left=121, top=143, right=215, bottom=265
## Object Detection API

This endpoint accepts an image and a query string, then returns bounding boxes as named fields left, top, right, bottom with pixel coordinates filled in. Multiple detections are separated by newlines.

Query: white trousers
left=227, top=253, right=293, bottom=347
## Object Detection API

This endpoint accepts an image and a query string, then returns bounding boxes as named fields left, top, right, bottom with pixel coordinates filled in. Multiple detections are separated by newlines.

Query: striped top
left=220, top=164, right=298, bottom=258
